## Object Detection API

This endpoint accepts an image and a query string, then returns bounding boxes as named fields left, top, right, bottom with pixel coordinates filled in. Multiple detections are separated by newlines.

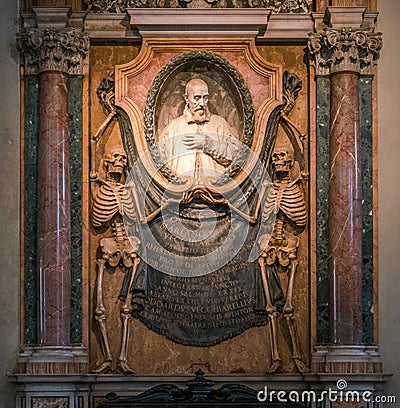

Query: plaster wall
left=0, top=0, right=20, bottom=406
left=377, top=0, right=400, bottom=398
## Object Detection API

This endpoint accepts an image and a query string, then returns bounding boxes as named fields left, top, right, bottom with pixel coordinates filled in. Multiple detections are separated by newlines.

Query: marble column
left=37, top=70, right=71, bottom=345
left=309, top=25, right=382, bottom=371
left=329, top=71, right=362, bottom=345
left=17, top=28, right=89, bottom=357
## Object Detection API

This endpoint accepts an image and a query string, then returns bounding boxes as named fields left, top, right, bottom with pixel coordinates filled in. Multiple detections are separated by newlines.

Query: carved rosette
left=308, top=28, right=382, bottom=76
left=17, top=28, right=90, bottom=75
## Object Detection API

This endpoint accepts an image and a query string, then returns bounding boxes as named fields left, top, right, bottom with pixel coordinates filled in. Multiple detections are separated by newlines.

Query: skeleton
left=91, top=78, right=141, bottom=373
left=258, top=142, right=308, bottom=374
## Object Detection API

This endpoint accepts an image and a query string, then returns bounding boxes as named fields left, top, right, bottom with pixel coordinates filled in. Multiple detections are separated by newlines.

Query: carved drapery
left=308, top=28, right=382, bottom=76
left=17, top=28, right=89, bottom=75
left=84, top=0, right=312, bottom=13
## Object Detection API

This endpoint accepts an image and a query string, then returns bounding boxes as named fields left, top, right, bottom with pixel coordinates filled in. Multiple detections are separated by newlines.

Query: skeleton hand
left=258, top=234, right=271, bottom=253
left=182, top=134, right=205, bottom=150
left=90, top=170, right=99, bottom=181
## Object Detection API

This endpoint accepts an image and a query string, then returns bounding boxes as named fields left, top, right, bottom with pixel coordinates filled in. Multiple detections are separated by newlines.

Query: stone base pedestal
left=17, top=346, right=89, bottom=375
left=312, top=345, right=383, bottom=374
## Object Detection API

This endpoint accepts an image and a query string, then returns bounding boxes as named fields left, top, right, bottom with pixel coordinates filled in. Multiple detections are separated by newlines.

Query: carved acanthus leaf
left=308, top=28, right=383, bottom=76
left=17, top=28, right=90, bottom=75
left=84, top=0, right=311, bottom=12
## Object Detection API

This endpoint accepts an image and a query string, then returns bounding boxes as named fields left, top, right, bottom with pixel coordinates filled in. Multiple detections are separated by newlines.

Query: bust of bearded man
left=159, top=78, right=241, bottom=180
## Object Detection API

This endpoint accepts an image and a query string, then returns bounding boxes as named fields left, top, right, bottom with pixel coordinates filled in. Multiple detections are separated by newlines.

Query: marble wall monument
left=12, top=0, right=387, bottom=407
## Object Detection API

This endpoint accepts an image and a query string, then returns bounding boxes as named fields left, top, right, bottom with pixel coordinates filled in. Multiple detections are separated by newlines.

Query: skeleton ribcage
left=263, top=181, right=307, bottom=227
left=92, top=184, right=123, bottom=228
left=121, top=187, right=137, bottom=223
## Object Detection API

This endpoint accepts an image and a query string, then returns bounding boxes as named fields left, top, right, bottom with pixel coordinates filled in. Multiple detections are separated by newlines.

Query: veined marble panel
left=315, top=76, right=330, bottom=344
left=69, top=76, right=84, bottom=345
left=24, top=75, right=39, bottom=345
left=360, top=76, right=374, bottom=344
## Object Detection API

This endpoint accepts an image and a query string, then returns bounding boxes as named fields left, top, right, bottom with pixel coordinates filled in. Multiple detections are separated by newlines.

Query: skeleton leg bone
left=283, top=258, right=309, bottom=373
left=93, top=259, right=113, bottom=373
left=283, top=259, right=297, bottom=315
left=258, top=257, right=281, bottom=373
left=284, top=311, right=309, bottom=373
left=117, top=256, right=141, bottom=374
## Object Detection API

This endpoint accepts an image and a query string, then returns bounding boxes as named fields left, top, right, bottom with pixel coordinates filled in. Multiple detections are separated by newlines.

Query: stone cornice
left=20, top=10, right=314, bottom=41
left=17, top=28, right=90, bottom=75
left=308, top=28, right=382, bottom=76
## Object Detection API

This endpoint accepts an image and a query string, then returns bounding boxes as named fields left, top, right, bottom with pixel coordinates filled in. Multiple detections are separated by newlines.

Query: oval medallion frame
left=143, top=50, right=255, bottom=186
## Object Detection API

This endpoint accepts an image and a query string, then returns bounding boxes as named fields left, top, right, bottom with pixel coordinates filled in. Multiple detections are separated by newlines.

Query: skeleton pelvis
left=265, top=235, right=299, bottom=267
left=99, top=237, right=134, bottom=268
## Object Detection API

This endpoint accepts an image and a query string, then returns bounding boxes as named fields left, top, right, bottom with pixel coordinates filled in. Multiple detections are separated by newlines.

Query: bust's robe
left=159, top=106, right=240, bottom=179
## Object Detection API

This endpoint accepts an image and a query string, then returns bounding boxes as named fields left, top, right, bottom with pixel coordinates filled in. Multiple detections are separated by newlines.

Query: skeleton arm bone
left=90, top=109, right=117, bottom=182
left=228, top=179, right=270, bottom=224
left=125, top=179, right=182, bottom=224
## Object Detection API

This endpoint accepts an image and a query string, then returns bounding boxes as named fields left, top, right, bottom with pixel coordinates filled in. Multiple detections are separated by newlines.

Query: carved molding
left=20, top=10, right=315, bottom=40
left=308, top=28, right=382, bottom=76
left=17, top=28, right=90, bottom=75
left=84, top=0, right=312, bottom=13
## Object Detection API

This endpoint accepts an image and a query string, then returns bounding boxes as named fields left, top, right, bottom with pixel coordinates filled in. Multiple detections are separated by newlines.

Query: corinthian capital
left=17, top=28, right=90, bottom=75
left=308, top=28, right=382, bottom=76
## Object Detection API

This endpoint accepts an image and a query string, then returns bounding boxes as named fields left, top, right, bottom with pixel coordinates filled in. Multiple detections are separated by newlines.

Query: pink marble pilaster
left=37, top=71, right=71, bottom=346
left=18, top=28, right=89, bottom=353
left=328, top=72, right=362, bottom=345
left=309, top=26, right=382, bottom=354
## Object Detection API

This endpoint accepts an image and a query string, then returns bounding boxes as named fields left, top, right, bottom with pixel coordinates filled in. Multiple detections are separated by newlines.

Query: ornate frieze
left=84, top=0, right=312, bottom=13
left=308, top=28, right=383, bottom=76
left=32, top=398, right=69, bottom=408
left=17, top=28, right=89, bottom=75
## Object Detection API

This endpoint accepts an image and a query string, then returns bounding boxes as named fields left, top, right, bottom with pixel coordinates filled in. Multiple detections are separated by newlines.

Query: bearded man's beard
left=192, top=107, right=208, bottom=123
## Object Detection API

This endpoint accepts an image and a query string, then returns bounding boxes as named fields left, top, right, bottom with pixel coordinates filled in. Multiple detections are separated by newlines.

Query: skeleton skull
left=104, top=149, right=127, bottom=175
left=272, top=149, right=294, bottom=173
